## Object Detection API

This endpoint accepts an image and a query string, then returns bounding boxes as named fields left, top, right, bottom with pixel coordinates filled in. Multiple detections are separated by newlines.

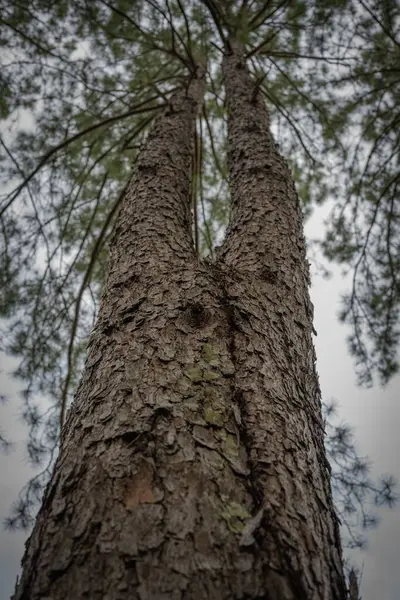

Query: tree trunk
left=217, top=41, right=347, bottom=599
left=13, top=56, right=347, bottom=600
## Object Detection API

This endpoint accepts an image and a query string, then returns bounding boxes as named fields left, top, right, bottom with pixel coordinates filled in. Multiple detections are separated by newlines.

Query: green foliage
left=319, top=0, right=400, bottom=385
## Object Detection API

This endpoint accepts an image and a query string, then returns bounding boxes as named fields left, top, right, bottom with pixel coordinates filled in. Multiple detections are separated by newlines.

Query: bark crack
left=210, top=262, right=264, bottom=513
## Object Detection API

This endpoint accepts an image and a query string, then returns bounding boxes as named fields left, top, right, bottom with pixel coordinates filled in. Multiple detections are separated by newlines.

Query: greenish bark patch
left=221, top=502, right=251, bottom=533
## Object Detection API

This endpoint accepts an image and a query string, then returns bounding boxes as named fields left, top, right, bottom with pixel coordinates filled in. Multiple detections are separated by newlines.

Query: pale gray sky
left=306, top=206, right=400, bottom=600
left=0, top=203, right=399, bottom=599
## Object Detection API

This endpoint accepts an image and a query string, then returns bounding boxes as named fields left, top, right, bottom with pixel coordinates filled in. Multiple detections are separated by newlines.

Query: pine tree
left=1, top=0, right=398, bottom=595
left=12, top=40, right=349, bottom=600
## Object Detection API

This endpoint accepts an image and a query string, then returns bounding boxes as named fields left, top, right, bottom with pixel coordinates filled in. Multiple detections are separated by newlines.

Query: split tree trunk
left=14, top=54, right=347, bottom=600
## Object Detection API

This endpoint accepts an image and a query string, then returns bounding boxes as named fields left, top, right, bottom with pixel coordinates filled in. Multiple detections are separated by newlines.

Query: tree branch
left=0, top=100, right=165, bottom=218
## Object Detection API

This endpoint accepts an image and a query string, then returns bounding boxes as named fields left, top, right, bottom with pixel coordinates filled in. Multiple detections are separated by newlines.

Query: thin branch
left=0, top=100, right=165, bottom=217
left=0, top=137, right=51, bottom=257
left=176, top=0, right=193, bottom=56
left=246, top=30, right=280, bottom=58
left=249, top=0, right=289, bottom=30
left=265, top=51, right=359, bottom=64
left=260, top=87, right=319, bottom=164
left=199, top=117, right=214, bottom=258
left=200, top=0, right=228, bottom=46
left=357, top=0, right=400, bottom=49
left=99, top=0, right=192, bottom=69
left=202, top=104, right=225, bottom=179
left=192, top=126, right=199, bottom=254
left=1, top=17, right=74, bottom=65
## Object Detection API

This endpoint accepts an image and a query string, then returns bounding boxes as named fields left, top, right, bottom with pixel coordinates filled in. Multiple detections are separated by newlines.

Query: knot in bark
left=184, top=302, right=212, bottom=328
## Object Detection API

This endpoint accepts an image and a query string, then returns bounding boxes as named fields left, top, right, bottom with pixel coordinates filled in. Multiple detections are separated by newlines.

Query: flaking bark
left=13, top=52, right=347, bottom=600
left=218, top=40, right=347, bottom=599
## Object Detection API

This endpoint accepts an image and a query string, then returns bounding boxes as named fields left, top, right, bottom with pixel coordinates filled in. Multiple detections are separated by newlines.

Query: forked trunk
left=13, top=52, right=346, bottom=600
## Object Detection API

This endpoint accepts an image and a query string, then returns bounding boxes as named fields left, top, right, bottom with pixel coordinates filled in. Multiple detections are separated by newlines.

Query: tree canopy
left=0, top=0, right=398, bottom=552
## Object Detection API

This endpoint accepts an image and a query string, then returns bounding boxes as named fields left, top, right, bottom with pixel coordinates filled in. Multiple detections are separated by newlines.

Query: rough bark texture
left=217, top=41, right=347, bottom=599
left=13, top=54, right=347, bottom=600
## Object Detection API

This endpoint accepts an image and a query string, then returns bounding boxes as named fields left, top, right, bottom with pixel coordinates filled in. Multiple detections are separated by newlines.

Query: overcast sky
left=0, top=203, right=399, bottom=599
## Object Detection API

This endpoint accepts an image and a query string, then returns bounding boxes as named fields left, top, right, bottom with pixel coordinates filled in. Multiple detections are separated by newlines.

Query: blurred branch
left=0, top=99, right=165, bottom=217
left=357, top=0, right=400, bottom=49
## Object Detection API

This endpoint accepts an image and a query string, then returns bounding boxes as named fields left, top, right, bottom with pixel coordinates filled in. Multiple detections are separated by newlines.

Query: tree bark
left=13, top=54, right=347, bottom=600
left=217, top=40, right=347, bottom=599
